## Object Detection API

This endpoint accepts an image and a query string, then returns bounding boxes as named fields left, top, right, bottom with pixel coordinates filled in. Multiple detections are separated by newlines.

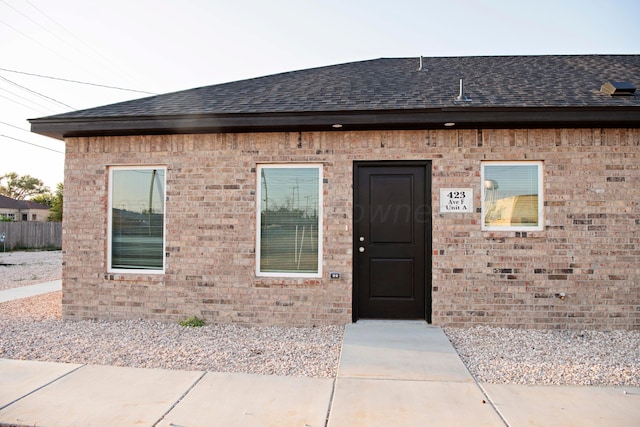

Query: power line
left=0, top=134, right=64, bottom=154
left=24, top=0, right=67, bottom=31
left=0, top=3, right=148, bottom=91
left=0, top=120, right=29, bottom=132
left=0, top=15, right=51, bottom=51
left=23, top=0, right=149, bottom=88
left=1, top=0, right=71, bottom=48
left=0, top=91, right=51, bottom=115
left=0, top=67, right=157, bottom=95
left=0, top=3, right=156, bottom=101
left=0, top=73, right=74, bottom=110
left=0, top=121, right=64, bottom=148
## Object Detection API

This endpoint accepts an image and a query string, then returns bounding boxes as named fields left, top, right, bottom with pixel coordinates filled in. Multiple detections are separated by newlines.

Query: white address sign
left=440, top=188, right=473, bottom=213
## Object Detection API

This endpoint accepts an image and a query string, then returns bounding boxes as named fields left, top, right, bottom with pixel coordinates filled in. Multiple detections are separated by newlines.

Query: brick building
left=31, top=55, right=640, bottom=329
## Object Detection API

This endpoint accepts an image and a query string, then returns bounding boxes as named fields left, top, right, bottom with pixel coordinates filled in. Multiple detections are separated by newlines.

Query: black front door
left=353, top=162, right=431, bottom=321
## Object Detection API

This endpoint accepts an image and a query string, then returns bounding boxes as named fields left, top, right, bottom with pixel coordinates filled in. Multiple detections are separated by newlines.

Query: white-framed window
left=108, top=166, right=166, bottom=273
left=481, top=161, right=543, bottom=231
left=256, top=164, right=322, bottom=277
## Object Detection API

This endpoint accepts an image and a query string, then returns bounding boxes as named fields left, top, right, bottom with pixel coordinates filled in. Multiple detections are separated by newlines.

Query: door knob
left=359, top=247, right=365, bottom=253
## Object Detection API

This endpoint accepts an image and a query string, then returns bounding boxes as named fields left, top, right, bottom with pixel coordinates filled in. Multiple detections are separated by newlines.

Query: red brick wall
left=61, top=128, right=640, bottom=329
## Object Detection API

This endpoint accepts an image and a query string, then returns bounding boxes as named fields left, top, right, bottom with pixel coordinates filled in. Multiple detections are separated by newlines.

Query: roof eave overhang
left=30, top=107, right=640, bottom=140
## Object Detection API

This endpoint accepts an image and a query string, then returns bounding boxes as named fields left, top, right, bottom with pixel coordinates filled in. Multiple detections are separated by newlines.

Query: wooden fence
left=0, top=222, right=62, bottom=250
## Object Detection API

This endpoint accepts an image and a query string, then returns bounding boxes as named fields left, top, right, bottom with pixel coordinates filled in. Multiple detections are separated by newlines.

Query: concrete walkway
left=1, top=290, right=639, bottom=426
left=327, top=321, right=505, bottom=426
left=0, top=280, right=61, bottom=303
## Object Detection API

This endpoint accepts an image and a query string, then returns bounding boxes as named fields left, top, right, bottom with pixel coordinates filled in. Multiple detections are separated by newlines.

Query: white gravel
left=0, top=315, right=343, bottom=378
left=444, top=326, right=640, bottom=386
left=1, top=251, right=638, bottom=384
left=0, top=251, right=343, bottom=378
left=0, top=250, right=61, bottom=291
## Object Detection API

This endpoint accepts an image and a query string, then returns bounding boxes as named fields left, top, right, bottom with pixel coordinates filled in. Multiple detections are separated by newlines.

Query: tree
left=31, top=183, right=63, bottom=222
left=30, top=193, right=54, bottom=207
left=48, top=183, right=63, bottom=222
left=0, top=172, right=49, bottom=200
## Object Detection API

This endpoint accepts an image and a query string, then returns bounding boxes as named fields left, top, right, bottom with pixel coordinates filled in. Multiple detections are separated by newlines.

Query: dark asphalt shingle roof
left=0, top=194, right=49, bottom=210
left=30, top=55, right=640, bottom=139
left=47, top=55, right=640, bottom=116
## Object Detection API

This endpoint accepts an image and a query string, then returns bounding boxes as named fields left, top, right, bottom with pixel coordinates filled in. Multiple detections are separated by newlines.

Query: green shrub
left=179, top=316, right=206, bottom=327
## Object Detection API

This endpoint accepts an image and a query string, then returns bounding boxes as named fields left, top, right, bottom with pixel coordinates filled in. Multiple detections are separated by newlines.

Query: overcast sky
left=1, top=0, right=638, bottom=191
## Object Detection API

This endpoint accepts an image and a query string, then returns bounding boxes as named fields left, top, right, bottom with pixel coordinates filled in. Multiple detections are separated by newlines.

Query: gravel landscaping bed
left=444, top=326, right=640, bottom=386
left=0, top=250, right=61, bottom=291
left=1, top=250, right=638, bottom=384
left=0, top=251, right=343, bottom=378
left=0, top=306, right=343, bottom=378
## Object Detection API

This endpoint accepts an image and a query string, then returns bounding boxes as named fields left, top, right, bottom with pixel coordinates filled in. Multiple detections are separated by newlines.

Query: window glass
left=109, top=167, right=165, bottom=271
left=482, top=162, right=543, bottom=230
left=257, top=165, right=322, bottom=276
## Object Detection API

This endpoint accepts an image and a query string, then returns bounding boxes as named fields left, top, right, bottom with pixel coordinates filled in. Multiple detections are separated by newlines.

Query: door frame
left=352, top=160, right=432, bottom=323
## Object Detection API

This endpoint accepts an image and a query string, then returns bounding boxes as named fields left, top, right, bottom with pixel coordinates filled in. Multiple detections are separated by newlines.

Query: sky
left=1, top=0, right=638, bottom=193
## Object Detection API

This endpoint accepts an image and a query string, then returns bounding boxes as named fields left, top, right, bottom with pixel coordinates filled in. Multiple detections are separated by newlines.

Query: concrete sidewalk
left=0, top=280, right=61, bottom=303
left=0, top=359, right=333, bottom=427
left=328, top=322, right=640, bottom=426
left=1, top=320, right=639, bottom=426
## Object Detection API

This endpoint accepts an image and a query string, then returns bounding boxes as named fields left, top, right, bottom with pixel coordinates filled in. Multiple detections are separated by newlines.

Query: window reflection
left=483, top=163, right=541, bottom=229
left=110, top=168, right=165, bottom=270
left=258, top=165, right=321, bottom=275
